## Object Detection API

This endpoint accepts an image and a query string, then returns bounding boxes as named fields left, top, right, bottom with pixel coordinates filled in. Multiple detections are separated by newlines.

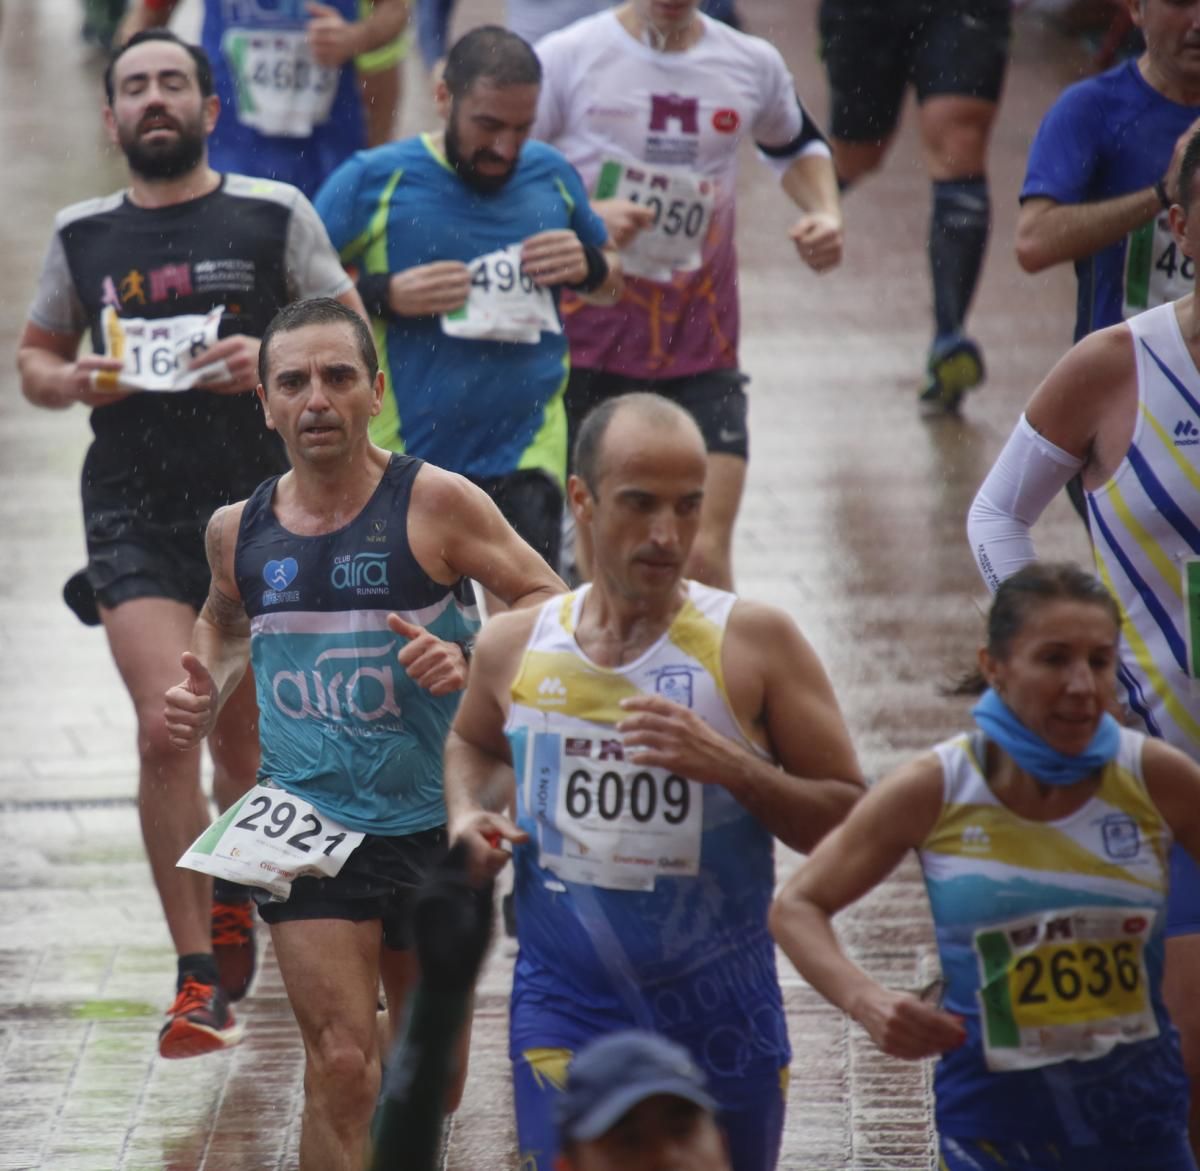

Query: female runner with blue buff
left=770, top=562, right=1200, bottom=1171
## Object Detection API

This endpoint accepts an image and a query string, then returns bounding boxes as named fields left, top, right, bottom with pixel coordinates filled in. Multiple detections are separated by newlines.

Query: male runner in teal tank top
left=443, top=393, right=866, bottom=1171
left=163, top=299, right=564, bottom=1171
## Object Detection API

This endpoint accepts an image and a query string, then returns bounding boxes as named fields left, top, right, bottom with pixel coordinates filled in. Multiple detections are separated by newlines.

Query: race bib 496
left=441, top=243, right=560, bottom=344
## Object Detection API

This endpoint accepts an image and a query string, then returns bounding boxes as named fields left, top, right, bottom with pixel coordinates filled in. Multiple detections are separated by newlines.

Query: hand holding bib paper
left=441, top=243, right=559, bottom=344
left=98, top=305, right=231, bottom=394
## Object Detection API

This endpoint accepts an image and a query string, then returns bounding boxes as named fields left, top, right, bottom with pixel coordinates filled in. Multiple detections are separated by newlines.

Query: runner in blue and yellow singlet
left=444, top=392, right=865, bottom=1171
left=772, top=563, right=1200, bottom=1171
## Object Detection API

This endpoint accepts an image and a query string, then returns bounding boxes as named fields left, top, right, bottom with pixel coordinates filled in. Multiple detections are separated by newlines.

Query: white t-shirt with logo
left=533, top=10, right=828, bottom=377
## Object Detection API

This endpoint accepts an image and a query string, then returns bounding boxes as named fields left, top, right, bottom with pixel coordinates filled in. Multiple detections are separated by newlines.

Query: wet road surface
left=1, top=1, right=1096, bottom=1166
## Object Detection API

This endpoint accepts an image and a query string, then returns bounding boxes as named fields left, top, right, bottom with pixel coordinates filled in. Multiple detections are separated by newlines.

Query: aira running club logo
left=331, top=551, right=390, bottom=596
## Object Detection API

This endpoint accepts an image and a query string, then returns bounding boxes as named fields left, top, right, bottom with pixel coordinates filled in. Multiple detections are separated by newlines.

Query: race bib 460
left=222, top=28, right=339, bottom=138
left=179, top=783, right=364, bottom=900
left=975, top=906, right=1159, bottom=1072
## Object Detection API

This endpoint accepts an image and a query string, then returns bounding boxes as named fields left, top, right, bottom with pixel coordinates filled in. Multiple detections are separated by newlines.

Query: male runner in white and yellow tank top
left=444, top=392, right=864, bottom=1171
left=967, top=126, right=1200, bottom=1158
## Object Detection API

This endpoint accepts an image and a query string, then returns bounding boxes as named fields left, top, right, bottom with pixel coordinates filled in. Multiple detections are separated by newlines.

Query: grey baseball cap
left=556, top=1031, right=717, bottom=1145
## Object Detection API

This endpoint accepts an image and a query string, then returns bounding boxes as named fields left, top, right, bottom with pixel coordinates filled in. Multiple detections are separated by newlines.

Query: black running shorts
left=819, top=0, right=1012, bottom=143
left=255, top=825, right=449, bottom=951
left=565, top=366, right=750, bottom=466
left=70, top=507, right=213, bottom=625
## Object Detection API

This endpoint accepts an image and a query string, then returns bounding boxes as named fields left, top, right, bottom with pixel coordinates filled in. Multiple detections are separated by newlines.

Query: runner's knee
left=305, top=1028, right=380, bottom=1121
left=136, top=704, right=197, bottom=770
left=834, top=140, right=888, bottom=185
left=920, top=103, right=994, bottom=178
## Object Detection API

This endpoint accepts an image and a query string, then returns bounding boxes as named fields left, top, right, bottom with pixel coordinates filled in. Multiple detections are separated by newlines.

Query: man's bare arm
left=195, top=503, right=253, bottom=702
left=1015, top=192, right=1161, bottom=274
left=348, top=0, right=409, bottom=57
left=164, top=504, right=251, bottom=747
left=409, top=468, right=565, bottom=609
left=781, top=153, right=844, bottom=275
left=335, top=284, right=370, bottom=323
left=117, top=0, right=178, bottom=41
left=17, top=322, right=128, bottom=410
left=444, top=612, right=536, bottom=882
left=575, top=245, right=624, bottom=307
left=618, top=602, right=865, bottom=854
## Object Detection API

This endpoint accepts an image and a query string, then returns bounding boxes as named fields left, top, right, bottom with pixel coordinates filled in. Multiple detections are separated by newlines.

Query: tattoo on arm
left=201, top=507, right=248, bottom=633
left=202, top=584, right=250, bottom=634
left=205, top=506, right=227, bottom=577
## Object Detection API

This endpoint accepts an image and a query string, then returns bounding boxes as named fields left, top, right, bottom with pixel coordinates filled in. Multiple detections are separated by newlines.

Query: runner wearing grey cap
left=557, top=1031, right=731, bottom=1171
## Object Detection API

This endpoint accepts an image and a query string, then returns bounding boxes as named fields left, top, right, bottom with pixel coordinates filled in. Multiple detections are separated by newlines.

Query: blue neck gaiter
left=971, top=688, right=1121, bottom=787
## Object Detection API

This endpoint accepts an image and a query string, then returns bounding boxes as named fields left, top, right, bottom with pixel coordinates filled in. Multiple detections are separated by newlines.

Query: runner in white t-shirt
left=534, top=0, right=842, bottom=591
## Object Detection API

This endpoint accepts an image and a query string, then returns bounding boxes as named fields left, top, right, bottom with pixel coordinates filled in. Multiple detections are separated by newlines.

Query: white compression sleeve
left=967, top=413, right=1085, bottom=592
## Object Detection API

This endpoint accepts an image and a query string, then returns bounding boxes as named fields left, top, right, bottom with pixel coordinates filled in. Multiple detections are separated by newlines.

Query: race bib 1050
left=594, top=159, right=715, bottom=282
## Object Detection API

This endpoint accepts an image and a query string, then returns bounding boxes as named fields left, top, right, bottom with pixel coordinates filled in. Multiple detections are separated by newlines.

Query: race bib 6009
left=528, top=730, right=701, bottom=892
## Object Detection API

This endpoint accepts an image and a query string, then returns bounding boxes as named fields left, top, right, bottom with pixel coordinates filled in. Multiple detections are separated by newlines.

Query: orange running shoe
left=158, top=978, right=243, bottom=1059
left=212, top=898, right=257, bottom=1002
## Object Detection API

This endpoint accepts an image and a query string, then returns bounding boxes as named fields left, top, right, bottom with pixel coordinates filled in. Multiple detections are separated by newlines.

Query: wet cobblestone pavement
left=1, top=0, right=1098, bottom=1166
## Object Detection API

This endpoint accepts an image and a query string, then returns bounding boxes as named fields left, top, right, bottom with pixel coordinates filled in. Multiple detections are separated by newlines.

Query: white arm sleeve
left=967, top=413, right=1085, bottom=593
